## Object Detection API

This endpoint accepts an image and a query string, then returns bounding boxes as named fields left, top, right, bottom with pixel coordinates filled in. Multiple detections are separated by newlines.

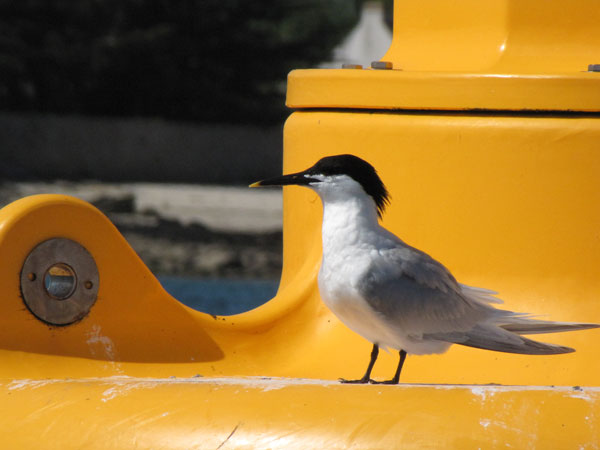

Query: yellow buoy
left=1, top=0, right=599, bottom=447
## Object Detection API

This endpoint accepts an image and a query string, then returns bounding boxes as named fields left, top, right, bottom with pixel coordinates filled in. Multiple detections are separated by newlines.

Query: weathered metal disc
left=20, top=238, right=99, bottom=325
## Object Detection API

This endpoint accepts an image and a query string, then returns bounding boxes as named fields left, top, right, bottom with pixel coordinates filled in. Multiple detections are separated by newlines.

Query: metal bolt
left=27, top=272, right=36, bottom=281
left=371, top=61, right=393, bottom=70
left=84, top=280, right=93, bottom=290
left=588, top=64, right=600, bottom=72
left=44, top=263, right=77, bottom=300
left=342, top=64, right=363, bottom=69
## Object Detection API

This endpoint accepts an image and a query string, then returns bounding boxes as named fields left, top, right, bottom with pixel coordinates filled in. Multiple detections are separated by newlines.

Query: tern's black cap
left=305, top=154, right=390, bottom=218
left=251, top=154, right=390, bottom=218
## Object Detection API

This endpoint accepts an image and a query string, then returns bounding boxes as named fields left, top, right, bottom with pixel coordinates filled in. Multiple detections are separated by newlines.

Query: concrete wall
left=0, top=113, right=283, bottom=184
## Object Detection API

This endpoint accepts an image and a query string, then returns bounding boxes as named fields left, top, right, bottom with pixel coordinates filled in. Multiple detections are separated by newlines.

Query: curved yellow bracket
left=0, top=194, right=326, bottom=379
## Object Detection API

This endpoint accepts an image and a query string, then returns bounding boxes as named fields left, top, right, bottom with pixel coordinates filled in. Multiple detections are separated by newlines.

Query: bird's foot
left=338, top=377, right=372, bottom=384
left=369, top=378, right=400, bottom=385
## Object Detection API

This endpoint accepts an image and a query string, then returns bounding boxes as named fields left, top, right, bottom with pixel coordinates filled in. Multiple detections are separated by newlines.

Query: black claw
left=339, top=344, right=380, bottom=384
left=339, top=377, right=372, bottom=384
left=369, top=378, right=400, bottom=385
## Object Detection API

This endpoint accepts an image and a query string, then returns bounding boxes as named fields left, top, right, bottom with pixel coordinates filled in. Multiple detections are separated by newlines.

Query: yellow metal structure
left=288, top=0, right=600, bottom=112
left=1, top=378, right=599, bottom=449
left=1, top=0, right=600, bottom=447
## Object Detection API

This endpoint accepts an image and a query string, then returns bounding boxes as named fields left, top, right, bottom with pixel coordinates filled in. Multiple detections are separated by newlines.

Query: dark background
left=0, top=0, right=393, bottom=281
left=0, top=0, right=373, bottom=126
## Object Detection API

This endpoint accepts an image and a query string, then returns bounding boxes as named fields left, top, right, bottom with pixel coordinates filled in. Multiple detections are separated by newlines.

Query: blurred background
left=0, top=0, right=392, bottom=314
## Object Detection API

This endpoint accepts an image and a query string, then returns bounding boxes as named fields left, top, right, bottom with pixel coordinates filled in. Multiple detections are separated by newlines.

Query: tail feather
left=434, top=284, right=600, bottom=354
left=428, top=325, right=576, bottom=355
left=500, top=319, right=600, bottom=335
left=460, top=284, right=600, bottom=336
left=457, top=330, right=575, bottom=355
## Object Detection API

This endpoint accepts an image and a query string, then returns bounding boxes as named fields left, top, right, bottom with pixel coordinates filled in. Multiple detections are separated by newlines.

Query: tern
left=251, top=154, right=598, bottom=384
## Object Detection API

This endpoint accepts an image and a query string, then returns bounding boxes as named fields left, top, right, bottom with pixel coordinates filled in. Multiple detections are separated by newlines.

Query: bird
left=250, top=154, right=599, bottom=384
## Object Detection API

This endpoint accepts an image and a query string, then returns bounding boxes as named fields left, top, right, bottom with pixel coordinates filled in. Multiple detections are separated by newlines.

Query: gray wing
left=359, top=243, right=508, bottom=337
left=359, top=242, right=596, bottom=354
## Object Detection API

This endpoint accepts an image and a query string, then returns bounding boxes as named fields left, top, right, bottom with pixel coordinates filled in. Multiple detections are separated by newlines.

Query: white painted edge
left=3, top=375, right=599, bottom=396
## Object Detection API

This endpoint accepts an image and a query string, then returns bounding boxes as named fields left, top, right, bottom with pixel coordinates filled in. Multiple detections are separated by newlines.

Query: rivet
left=84, top=281, right=93, bottom=290
left=588, top=64, right=600, bottom=72
left=28, top=272, right=36, bottom=281
left=371, top=61, right=393, bottom=70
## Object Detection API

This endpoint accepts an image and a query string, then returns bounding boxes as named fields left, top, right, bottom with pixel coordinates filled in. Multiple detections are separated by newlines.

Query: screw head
left=371, top=61, right=393, bottom=70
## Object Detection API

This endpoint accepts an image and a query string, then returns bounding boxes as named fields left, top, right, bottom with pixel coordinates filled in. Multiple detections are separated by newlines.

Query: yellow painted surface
left=1, top=377, right=599, bottom=449
left=384, top=0, right=600, bottom=74
left=2, top=0, right=600, bottom=446
left=287, top=0, right=600, bottom=111
left=281, top=111, right=600, bottom=387
left=0, top=109, right=598, bottom=446
left=287, top=70, right=600, bottom=112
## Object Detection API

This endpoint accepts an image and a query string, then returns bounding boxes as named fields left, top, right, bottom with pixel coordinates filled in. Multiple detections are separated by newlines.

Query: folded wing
left=360, top=244, right=599, bottom=355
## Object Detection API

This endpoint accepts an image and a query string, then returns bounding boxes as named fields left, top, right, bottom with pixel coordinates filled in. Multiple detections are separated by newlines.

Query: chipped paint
left=101, top=386, right=118, bottom=402
left=6, top=379, right=52, bottom=391
left=571, top=386, right=594, bottom=402
left=100, top=378, right=162, bottom=402
left=470, top=386, right=498, bottom=401
left=86, top=325, right=116, bottom=360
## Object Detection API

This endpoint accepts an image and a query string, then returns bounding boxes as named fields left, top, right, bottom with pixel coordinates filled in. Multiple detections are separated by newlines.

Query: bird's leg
left=370, top=349, right=407, bottom=385
left=339, top=343, right=379, bottom=384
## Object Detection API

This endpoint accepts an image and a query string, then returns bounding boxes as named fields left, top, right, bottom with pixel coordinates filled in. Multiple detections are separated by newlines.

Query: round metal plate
left=20, top=238, right=99, bottom=325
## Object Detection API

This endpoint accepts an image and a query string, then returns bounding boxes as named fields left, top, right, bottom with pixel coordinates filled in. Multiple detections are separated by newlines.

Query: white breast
left=314, top=181, right=452, bottom=354
left=317, top=194, right=401, bottom=349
